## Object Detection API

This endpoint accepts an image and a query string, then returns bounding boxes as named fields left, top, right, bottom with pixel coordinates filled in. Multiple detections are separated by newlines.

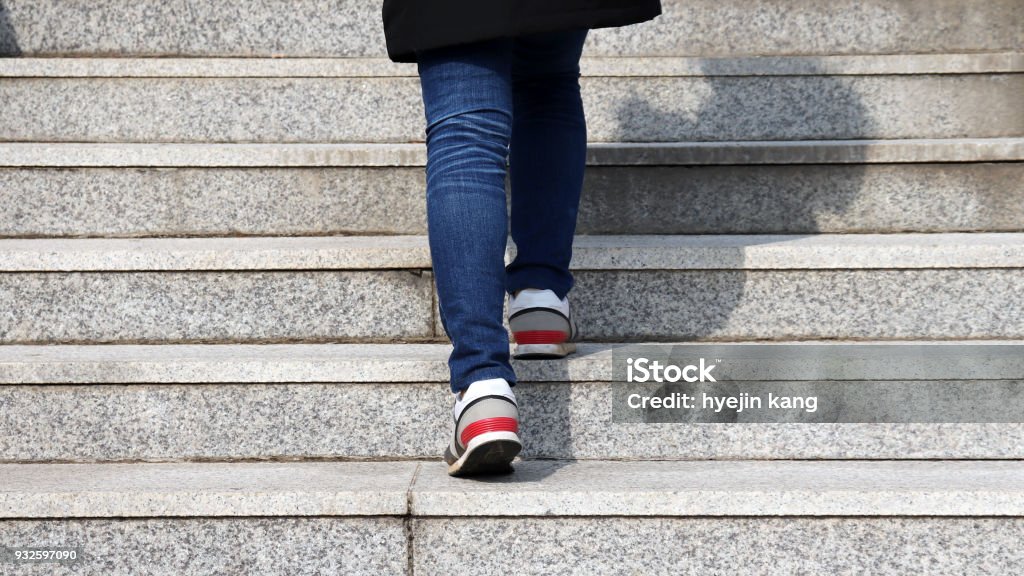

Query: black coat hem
left=382, top=1, right=662, bottom=64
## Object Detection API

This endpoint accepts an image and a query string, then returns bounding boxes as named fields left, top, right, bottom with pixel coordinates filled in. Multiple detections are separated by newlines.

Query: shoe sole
left=445, top=431, right=522, bottom=477
left=513, top=342, right=577, bottom=359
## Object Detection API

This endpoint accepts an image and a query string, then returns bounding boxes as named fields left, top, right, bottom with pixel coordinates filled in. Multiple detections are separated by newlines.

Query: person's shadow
left=0, top=2, right=19, bottom=56
left=492, top=41, right=870, bottom=457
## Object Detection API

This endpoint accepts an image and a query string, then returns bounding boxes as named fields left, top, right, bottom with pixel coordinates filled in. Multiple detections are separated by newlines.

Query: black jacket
left=382, top=0, right=662, bottom=63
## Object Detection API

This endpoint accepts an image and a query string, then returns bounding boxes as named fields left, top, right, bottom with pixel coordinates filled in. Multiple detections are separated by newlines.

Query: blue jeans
left=416, top=28, right=589, bottom=394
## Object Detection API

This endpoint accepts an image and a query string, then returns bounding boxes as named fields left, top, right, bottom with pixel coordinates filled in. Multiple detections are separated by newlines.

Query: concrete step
left=0, top=234, right=1021, bottom=344
left=0, top=461, right=413, bottom=575
left=1, top=0, right=1019, bottom=57
left=1, top=55, right=1021, bottom=143
left=1, top=139, right=1021, bottom=237
left=0, top=460, right=1021, bottom=574
left=1, top=341, right=1022, bottom=460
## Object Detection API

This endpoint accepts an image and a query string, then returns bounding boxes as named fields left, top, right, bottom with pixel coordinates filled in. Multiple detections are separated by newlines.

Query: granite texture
left=0, top=77, right=423, bottom=143
left=4, top=379, right=1024, bottom=461
left=0, top=236, right=434, bottom=271
left=411, top=460, right=1024, bottom=516
left=1, top=75, right=1021, bottom=143
left=0, top=57, right=421, bottom=78
left=0, top=0, right=387, bottom=58
left=2, top=239, right=1019, bottom=342
left=582, top=0, right=1024, bottom=58
left=2, top=163, right=1022, bottom=237
left=0, top=382, right=451, bottom=460
left=0, top=518, right=407, bottom=575
left=413, top=517, right=1024, bottom=575
left=3, top=517, right=1018, bottom=575
left=4, top=341, right=1023, bottom=384
left=579, top=53, right=1024, bottom=76
left=3, top=233, right=1021, bottom=271
left=556, top=269, right=1024, bottom=341
left=0, top=167, right=429, bottom=237
left=0, top=271, right=434, bottom=344
left=582, top=139, right=1024, bottom=165
left=575, top=163, right=1024, bottom=234
left=0, top=461, right=416, bottom=517
left=2, top=53, right=1020, bottom=78
left=579, top=75, right=1024, bottom=143
left=4, top=460, right=1024, bottom=517
left=516, top=385, right=1024, bottom=460
left=1, top=0, right=1020, bottom=57
left=557, top=233, right=1024, bottom=270
left=432, top=268, right=1024, bottom=341
left=0, top=142, right=432, bottom=167
left=0, top=343, right=463, bottom=384
left=2, top=139, right=1021, bottom=168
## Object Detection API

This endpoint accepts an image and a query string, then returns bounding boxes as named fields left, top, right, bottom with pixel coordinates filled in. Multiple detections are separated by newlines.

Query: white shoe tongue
left=453, top=377, right=516, bottom=420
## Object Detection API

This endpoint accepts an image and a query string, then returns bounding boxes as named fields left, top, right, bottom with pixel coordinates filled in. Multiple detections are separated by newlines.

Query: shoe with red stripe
left=444, top=377, right=522, bottom=477
left=509, top=288, right=580, bottom=359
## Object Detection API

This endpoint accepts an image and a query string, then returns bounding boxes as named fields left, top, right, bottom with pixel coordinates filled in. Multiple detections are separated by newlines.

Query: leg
left=505, top=28, right=590, bottom=301
left=416, top=38, right=518, bottom=394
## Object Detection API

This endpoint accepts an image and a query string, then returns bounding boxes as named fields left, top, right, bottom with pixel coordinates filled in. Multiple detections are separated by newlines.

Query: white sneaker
left=508, top=288, right=580, bottom=359
left=443, top=377, right=522, bottom=476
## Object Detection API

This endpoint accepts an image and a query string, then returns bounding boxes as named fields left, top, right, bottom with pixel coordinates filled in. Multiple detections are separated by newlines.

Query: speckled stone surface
left=0, top=237, right=434, bottom=271
left=4, top=341, right=1024, bottom=384
left=580, top=53, right=1024, bottom=76
left=513, top=382, right=1024, bottom=460
left=2, top=163, right=1022, bottom=237
left=1, top=75, right=1020, bottom=143
left=576, top=163, right=1024, bottom=234
left=4, top=379, right=1024, bottom=461
left=0, top=461, right=416, bottom=516
left=1, top=0, right=1020, bottom=57
left=578, top=75, right=1024, bottom=142
left=0, top=142, right=434, bottom=167
left=559, top=269, right=1024, bottom=340
left=411, top=460, right=1024, bottom=516
left=413, top=517, right=1024, bottom=575
left=582, top=139, right=1024, bottom=165
left=436, top=268, right=1024, bottom=341
left=2, top=53, right=1020, bottom=78
left=2, top=139, right=1021, bottom=167
left=0, top=271, right=433, bottom=343
left=0, top=0, right=388, bottom=58
left=0, top=518, right=407, bottom=575
left=0, top=343, right=464, bottom=384
left=560, top=233, right=1024, bottom=270
left=0, top=78, right=423, bottom=143
left=583, top=0, right=1024, bottom=57
left=0, top=382, right=451, bottom=460
left=2, top=233, right=1021, bottom=271
left=0, top=167, right=429, bottom=237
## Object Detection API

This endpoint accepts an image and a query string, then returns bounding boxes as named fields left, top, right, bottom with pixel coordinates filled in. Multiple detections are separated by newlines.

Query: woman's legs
left=416, top=28, right=589, bottom=395
left=417, top=38, right=518, bottom=395
left=506, top=28, right=589, bottom=301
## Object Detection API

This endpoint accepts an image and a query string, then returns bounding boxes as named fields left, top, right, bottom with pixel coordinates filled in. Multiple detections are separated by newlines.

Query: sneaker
left=508, top=288, right=580, bottom=359
left=444, top=377, right=522, bottom=477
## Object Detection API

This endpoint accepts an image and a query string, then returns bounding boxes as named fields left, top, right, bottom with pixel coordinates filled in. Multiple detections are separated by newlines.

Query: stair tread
left=1, top=459, right=1022, bottom=518
left=2, top=341, right=1022, bottom=384
left=2, top=138, right=1021, bottom=167
left=1, top=53, right=1021, bottom=78
left=1, top=232, right=1022, bottom=272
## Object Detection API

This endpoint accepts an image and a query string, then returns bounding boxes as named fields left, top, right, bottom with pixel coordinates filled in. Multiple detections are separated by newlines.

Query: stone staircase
left=1, top=0, right=1022, bottom=573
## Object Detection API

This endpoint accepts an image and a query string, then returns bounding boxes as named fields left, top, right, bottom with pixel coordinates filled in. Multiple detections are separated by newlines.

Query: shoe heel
left=447, top=432, right=522, bottom=476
